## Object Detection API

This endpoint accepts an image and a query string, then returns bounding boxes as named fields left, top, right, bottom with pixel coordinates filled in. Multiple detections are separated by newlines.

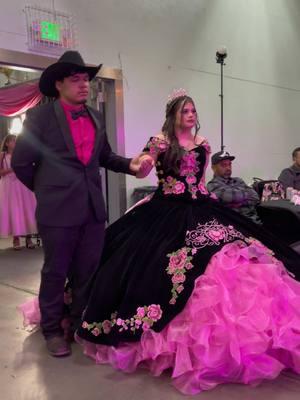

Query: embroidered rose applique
left=197, top=181, right=209, bottom=195
left=145, top=137, right=169, bottom=156
left=185, top=219, right=245, bottom=249
left=179, top=151, right=200, bottom=198
left=82, top=304, right=163, bottom=336
left=180, top=151, right=200, bottom=177
left=162, top=177, right=185, bottom=195
left=166, top=247, right=194, bottom=305
left=200, top=139, right=211, bottom=154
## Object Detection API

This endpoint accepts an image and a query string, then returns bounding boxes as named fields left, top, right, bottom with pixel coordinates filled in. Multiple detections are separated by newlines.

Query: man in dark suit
left=12, top=51, right=153, bottom=357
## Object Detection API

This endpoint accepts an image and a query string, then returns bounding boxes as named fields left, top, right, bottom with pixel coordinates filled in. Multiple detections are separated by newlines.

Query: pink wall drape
left=0, top=80, right=43, bottom=117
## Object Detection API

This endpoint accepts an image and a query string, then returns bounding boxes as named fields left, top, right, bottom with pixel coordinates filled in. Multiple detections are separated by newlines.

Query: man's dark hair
left=292, top=147, right=300, bottom=158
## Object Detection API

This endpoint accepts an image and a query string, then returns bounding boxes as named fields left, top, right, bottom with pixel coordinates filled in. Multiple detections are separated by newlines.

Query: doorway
left=0, top=48, right=127, bottom=224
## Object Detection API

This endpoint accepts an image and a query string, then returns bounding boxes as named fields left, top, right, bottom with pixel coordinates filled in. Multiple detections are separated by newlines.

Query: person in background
left=0, top=134, right=37, bottom=249
left=207, top=151, right=261, bottom=224
left=278, top=147, right=300, bottom=191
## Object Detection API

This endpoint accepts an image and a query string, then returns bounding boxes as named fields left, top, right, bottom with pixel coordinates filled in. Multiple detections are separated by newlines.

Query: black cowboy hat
left=39, top=51, right=102, bottom=97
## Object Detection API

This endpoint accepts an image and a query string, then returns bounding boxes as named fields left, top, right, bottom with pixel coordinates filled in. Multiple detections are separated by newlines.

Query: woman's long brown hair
left=0, top=134, right=16, bottom=153
left=161, top=96, right=200, bottom=174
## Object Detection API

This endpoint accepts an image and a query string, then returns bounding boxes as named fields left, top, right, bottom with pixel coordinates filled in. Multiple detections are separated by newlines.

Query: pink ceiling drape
left=0, top=80, right=42, bottom=117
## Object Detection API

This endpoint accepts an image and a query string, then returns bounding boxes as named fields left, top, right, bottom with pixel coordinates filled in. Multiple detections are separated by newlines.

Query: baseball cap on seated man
left=211, top=151, right=235, bottom=165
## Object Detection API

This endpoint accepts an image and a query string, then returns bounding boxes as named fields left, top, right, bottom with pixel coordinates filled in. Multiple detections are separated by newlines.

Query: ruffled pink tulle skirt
left=19, top=241, right=300, bottom=394
left=18, top=297, right=40, bottom=328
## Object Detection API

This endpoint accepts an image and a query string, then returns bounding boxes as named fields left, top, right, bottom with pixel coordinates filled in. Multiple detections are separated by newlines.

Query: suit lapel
left=53, top=100, right=77, bottom=158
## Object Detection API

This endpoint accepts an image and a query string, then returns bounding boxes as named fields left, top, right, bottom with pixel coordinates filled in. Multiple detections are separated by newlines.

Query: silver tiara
left=167, top=88, right=188, bottom=104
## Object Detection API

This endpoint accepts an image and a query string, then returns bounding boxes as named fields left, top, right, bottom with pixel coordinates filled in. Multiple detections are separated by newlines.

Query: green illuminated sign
left=40, top=21, right=61, bottom=42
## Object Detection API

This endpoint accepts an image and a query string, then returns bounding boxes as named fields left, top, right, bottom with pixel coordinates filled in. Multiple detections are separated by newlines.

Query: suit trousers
left=38, top=203, right=105, bottom=339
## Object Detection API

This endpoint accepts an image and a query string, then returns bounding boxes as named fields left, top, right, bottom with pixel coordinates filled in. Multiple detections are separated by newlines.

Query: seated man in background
left=207, top=151, right=261, bottom=224
left=278, top=147, right=300, bottom=191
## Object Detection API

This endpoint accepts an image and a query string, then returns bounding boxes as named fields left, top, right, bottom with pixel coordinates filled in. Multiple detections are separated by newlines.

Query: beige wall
left=1, top=0, right=300, bottom=200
